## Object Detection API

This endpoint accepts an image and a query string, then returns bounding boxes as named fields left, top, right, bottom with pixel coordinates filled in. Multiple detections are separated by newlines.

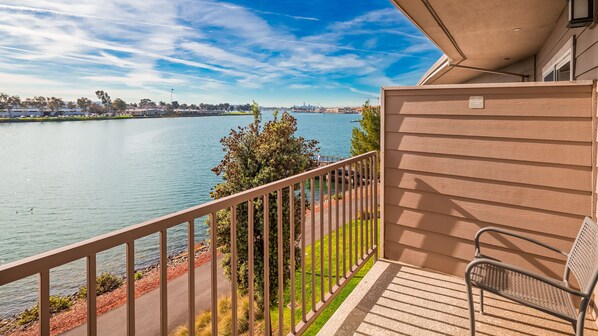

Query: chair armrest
left=465, top=258, right=586, bottom=298
left=474, top=227, right=568, bottom=258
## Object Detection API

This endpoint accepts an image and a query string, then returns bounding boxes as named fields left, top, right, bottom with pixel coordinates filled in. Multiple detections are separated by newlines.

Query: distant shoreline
left=0, top=112, right=253, bottom=123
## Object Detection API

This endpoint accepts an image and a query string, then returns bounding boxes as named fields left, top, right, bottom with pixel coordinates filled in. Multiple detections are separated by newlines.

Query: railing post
left=319, top=175, right=324, bottom=302
left=159, top=230, right=168, bottom=336
left=87, top=255, right=97, bottom=336
left=310, top=178, right=316, bottom=312
left=360, top=160, right=364, bottom=260
left=374, top=154, right=378, bottom=261
left=264, top=194, right=271, bottom=336
left=210, top=212, right=218, bottom=336
left=289, top=185, right=296, bottom=334
left=231, top=207, right=238, bottom=336
left=188, top=220, right=195, bottom=336
left=365, top=157, right=370, bottom=254
left=300, top=182, right=306, bottom=323
left=335, top=168, right=340, bottom=286
left=348, top=165, right=353, bottom=272
left=126, top=241, right=135, bottom=336
left=277, top=190, right=284, bottom=336
left=248, top=200, right=255, bottom=336
left=342, top=165, right=346, bottom=278
left=354, top=162, right=359, bottom=265
left=327, top=171, right=333, bottom=294
left=39, top=270, right=50, bottom=336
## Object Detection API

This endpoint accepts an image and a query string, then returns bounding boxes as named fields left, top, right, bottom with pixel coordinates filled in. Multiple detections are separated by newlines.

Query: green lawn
left=270, top=219, right=378, bottom=335
left=171, top=219, right=378, bottom=336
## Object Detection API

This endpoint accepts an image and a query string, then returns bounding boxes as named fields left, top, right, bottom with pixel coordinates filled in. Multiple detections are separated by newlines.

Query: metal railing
left=0, top=151, right=378, bottom=336
left=313, top=154, right=345, bottom=164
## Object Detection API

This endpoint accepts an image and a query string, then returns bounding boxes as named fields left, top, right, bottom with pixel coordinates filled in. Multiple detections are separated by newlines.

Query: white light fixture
left=569, top=0, right=594, bottom=27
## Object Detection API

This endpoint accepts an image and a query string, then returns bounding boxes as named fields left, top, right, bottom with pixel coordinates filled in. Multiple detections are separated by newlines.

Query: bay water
left=0, top=112, right=357, bottom=317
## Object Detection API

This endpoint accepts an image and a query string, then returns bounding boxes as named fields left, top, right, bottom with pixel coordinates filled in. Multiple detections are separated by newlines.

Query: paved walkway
left=63, top=192, right=372, bottom=335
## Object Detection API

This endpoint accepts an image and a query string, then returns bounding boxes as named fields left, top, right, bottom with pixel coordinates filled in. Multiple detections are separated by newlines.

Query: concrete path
left=62, top=191, right=372, bottom=335
left=63, top=259, right=230, bottom=336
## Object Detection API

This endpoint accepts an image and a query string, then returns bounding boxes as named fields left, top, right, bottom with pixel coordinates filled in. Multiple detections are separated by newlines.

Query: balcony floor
left=318, top=260, right=598, bottom=336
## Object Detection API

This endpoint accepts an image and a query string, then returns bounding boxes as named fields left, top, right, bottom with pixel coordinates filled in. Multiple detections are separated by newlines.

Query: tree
left=350, top=100, right=380, bottom=156
left=95, top=90, right=112, bottom=112
left=210, top=106, right=318, bottom=313
left=34, top=96, right=47, bottom=115
left=7, top=96, right=21, bottom=116
left=112, top=98, right=126, bottom=113
left=47, top=97, right=64, bottom=115
left=77, top=97, right=92, bottom=112
left=66, top=101, right=76, bottom=110
left=140, top=98, right=154, bottom=108
left=251, top=100, right=260, bottom=124
left=0, top=93, right=9, bottom=116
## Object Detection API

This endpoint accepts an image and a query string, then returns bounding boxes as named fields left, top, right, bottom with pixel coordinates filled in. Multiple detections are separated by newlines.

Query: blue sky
left=0, top=0, right=441, bottom=106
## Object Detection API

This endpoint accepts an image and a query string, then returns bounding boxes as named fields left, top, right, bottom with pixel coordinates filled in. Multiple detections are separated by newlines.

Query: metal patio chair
left=465, top=217, right=598, bottom=336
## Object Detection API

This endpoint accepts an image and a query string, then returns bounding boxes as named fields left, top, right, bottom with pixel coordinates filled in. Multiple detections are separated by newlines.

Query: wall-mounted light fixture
left=569, top=0, right=594, bottom=27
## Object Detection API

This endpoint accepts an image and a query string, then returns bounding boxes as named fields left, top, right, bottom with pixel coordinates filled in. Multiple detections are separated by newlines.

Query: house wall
left=535, top=8, right=598, bottom=81
left=462, top=10, right=598, bottom=84
left=381, top=81, right=596, bottom=279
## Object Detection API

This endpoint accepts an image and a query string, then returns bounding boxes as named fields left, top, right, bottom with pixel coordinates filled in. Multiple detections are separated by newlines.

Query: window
left=542, top=37, right=574, bottom=82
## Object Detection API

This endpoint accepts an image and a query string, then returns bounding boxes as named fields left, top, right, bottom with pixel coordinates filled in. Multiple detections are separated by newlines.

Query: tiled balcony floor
left=319, top=260, right=598, bottom=336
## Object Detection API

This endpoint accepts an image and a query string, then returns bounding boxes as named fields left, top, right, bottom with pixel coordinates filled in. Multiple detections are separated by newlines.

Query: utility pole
left=170, top=89, right=173, bottom=105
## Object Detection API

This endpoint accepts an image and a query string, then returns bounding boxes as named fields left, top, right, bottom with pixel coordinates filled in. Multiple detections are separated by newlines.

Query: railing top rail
left=0, top=151, right=376, bottom=285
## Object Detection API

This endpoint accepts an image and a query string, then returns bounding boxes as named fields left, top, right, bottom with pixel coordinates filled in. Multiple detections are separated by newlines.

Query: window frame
left=542, top=37, right=574, bottom=82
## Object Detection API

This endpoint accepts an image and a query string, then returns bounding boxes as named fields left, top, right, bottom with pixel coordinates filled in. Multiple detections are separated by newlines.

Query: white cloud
left=0, top=0, right=439, bottom=105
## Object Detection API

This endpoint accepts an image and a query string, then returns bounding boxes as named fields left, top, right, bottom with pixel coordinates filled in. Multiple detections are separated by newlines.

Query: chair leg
left=576, top=315, right=585, bottom=336
left=479, top=289, right=484, bottom=315
left=466, top=279, right=476, bottom=336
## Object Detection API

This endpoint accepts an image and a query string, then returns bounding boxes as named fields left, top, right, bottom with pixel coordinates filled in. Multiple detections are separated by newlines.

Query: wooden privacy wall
left=381, top=81, right=597, bottom=279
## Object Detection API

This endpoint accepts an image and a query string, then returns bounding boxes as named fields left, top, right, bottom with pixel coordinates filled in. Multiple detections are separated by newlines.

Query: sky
left=0, top=0, right=441, bottom=107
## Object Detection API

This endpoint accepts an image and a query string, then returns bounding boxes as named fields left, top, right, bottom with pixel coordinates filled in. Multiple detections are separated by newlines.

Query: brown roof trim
left=382, top=80, right=594, bottom=91
left=420, top=0, right=466, bottom=60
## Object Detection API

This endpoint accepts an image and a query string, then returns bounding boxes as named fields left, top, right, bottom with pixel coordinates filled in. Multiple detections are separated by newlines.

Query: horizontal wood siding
left=382, top=82, right=595, bottom=279
left=534, top=5, right=598, bottom=81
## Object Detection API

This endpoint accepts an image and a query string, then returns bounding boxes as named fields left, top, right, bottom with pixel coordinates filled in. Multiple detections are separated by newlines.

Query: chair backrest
left=565, top=217, right=598, bottom=295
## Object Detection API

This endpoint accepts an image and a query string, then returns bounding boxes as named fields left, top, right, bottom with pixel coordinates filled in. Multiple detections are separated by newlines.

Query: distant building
left=0, top=106, right=86, bottom=117
left=126, top=107, right=165, bottom=116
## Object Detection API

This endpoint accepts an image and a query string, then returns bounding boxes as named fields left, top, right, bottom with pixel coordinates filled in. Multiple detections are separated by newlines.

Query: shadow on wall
left=391, top=177, right=564, bottom=278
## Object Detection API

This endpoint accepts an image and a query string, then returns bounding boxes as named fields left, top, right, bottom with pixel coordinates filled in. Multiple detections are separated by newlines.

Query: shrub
left=171, top=296, right=258, bottom=336
left=332, top=193, right=343, bottom=200
left=210, top=105, right=318, bottom=310
left=17, top=295, right=73, bottom=325
left=78, top=272, right=123, bottom=298
left=134, top=271, right=143, bottom=280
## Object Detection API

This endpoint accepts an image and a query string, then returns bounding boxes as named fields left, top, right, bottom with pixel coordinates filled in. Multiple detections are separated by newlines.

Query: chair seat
left=469, top=259, right=577, bottom=321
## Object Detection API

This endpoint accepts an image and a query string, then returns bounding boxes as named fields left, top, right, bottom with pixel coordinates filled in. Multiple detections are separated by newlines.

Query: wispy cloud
left=0, top=0, right=440, bottom=105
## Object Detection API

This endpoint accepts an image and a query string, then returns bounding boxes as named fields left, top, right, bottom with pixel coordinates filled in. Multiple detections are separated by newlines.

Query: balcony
left=2, top=81, right=598, bottom=336
left=319, top=260, right=598, bottom=336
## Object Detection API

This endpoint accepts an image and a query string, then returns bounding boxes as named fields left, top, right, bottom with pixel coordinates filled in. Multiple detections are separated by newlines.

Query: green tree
left=0, top=93, right=9, bottom=116
left=350, top=100, right=380, bottom=156
left=47, top=97, right=64, bottom=115
left=77, top=97, right=92, bottom=112
left=112, top=98, right=127, bottom=113
left=95, top=90, right=112, bottom=112
left=210, top=107, right=318, bottom=312
left=7, top=96, right=21, bottom=117
left=33, top=96, right=47, bottom=115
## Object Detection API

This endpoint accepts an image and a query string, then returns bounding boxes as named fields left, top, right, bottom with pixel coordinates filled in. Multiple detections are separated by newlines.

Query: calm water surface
left=0, top=112, right=356, bottom=317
